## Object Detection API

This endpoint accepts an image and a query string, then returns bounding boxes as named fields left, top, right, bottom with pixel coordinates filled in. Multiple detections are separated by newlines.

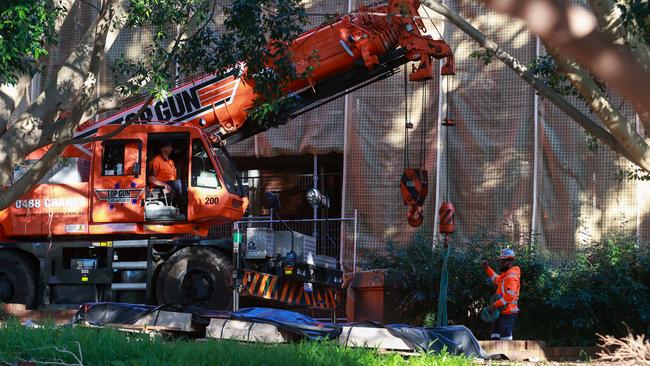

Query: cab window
left=214, top=148, right=241, bottom=194
left=102, top=140, right=141, bottom=176
left=191, top=139, right=221, bottom=189
left=46, top=158, right=91, bottom=183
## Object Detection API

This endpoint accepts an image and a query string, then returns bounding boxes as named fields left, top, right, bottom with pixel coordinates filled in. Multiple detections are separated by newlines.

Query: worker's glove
left=481, top=260, right=489, bottom=270
left=163, top=184, right=172, bottom=194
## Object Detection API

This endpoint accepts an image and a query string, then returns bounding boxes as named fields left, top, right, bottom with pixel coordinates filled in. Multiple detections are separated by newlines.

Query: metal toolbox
left=245, top=227, right=275, bottom=259
left=273, top=231, right=316, bottom=265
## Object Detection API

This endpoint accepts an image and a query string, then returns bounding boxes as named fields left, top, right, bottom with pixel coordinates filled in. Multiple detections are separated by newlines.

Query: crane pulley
left=401, top=168, right=428, bottom=227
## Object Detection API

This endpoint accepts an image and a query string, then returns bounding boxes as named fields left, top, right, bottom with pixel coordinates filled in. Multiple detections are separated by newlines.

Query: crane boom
left=69, top=0, right=453, bottom=156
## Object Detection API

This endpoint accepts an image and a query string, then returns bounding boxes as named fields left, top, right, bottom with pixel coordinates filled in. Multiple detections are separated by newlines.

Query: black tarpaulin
left=386, top=324, right=485, bottom=357
left=339, top=322, right=487, bottom=357
left=72, top=302, right=159, bottom=325
left=73, top=303, right=493, bottom=358
left=199, top=307, right=341, bottom=340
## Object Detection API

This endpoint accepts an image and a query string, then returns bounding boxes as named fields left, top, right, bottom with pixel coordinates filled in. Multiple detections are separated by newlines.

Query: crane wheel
left=155, top=246, right=232, bottom=310
left=0, top=251, right=36, bottom=308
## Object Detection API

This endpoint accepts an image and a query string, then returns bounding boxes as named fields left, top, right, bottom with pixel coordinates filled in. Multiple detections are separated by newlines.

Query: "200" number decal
left=204, top=197, right=219, bottom=205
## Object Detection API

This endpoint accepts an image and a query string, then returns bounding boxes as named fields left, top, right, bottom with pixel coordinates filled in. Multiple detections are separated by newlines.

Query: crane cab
left=89, top=124, right=247, bottom=236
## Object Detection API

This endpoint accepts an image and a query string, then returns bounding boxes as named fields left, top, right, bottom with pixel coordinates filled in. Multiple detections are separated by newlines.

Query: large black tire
left=155, top=247, right=232, bottom=310
left=0, top=251, right=37, bottom=308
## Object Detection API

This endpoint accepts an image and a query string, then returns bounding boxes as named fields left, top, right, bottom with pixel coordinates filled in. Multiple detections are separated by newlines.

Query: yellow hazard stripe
left=249, top=273, right=260, bottom=295
left=257, top=275, right=269, bottom=297
left=264, top=277, right=277, bottom=299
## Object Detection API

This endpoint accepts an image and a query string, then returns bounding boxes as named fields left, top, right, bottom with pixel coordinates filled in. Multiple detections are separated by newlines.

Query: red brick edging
left=2, top=304, right=78, bottom=325
left=479, top=340, right=600, bottom=361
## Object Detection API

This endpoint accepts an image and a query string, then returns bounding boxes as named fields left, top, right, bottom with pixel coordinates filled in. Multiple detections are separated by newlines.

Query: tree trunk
left=547, top=44, right=650, bottom=172
left=0, top=0, right=129, bottom=209
left=0, top=0, right=79, bottom=132
left=0, top=0, right=128, bottom=188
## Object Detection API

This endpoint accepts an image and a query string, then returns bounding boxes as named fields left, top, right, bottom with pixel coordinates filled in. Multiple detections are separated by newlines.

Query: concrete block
left=206, top=318, right=287, bottom=343
left=339, top=326, right=412, bottom=351
left=507, top=350, right=530, bottom=361
left=134, top=311, right=194, bottom=332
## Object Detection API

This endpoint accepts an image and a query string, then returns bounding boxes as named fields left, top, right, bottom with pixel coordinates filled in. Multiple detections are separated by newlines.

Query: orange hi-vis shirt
left=149, top=155, right=177, bottom=183
left=485, top=265, right=521, bottom=314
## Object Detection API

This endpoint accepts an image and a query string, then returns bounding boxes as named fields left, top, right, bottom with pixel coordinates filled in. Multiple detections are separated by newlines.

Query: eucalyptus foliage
left=113, top=0, right=308, bottom=117
left=0, top=0, right=65, bottom=84
left=618, top=0, right=650, bottom=45
left=0, top=0, right=309, bottom=117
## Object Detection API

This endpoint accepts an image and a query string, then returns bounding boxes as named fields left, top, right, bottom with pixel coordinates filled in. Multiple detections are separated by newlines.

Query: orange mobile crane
left=0, top=0, right=453, bottom=310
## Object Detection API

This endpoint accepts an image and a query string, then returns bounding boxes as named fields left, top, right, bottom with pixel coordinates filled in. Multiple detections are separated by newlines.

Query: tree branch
left=587, top=0, right=650, bottom=129
left=0, top=0, right=78, bottom=130
left=70, top=19, right=190, bottom=147
left=0, top=143, right=65, bottom=210
left=55, top=8, right=191, bottom=149
left=421, top=0, right=638, bottom=166
left=0, top=16, right=119, bottom=209
left=50, top=0, right=77, bottom=35
left=41, top=0, right=78, bottom=86
left=588, top=0, right=650, bottom=67
left=0, top=0, right=129, bottom=188
left=479, top=0, right=650, bottom=132
left=165, top=0, right=214, bottom=54
left=80, top=93, right=123, bottom=121
left=547, top=42, right=650, bottom=172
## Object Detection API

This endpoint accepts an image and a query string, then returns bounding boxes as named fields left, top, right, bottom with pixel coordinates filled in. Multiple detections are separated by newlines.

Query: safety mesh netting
left=338, top=0, right=647, bottom=265
left=336, top=0, right=537, bottom=267
left=532, top=0, right=643, bottom=255
left=441, top=0, right=535, bottom=246
left=39, top=0, right=649, bottom=266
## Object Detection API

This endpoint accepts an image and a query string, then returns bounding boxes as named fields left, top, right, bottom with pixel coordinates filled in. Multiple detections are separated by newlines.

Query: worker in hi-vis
left=482, top=248, right=521, bottom=340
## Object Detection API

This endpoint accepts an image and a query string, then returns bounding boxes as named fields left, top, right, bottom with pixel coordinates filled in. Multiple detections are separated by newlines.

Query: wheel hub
left=181, top=269, right=214, bottom=303
left=0, top=274, right=14, bottom=303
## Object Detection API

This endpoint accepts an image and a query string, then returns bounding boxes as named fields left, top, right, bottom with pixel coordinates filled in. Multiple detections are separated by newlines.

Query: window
left=191, top=139, right=221, bottom=189
left=102, top=140, right=141, bottom=176
left=214, top=147, right=242, bottom=194
left=11, top=158, right=91, bottom=184
left=46, top=158, right=91, bottom=183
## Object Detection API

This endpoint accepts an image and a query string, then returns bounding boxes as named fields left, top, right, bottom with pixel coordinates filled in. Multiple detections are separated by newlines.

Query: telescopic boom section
left=69, top=0, right=454, bottom=157
left=288, top=0, right=455, bottom=88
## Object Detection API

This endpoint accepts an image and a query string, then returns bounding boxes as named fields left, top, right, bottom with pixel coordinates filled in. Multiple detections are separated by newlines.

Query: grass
left=0, top=319, right=472, bottom=366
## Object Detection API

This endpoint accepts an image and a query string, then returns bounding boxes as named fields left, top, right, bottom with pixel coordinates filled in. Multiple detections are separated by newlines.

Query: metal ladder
left=110, top=240, right=154, bottom=303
